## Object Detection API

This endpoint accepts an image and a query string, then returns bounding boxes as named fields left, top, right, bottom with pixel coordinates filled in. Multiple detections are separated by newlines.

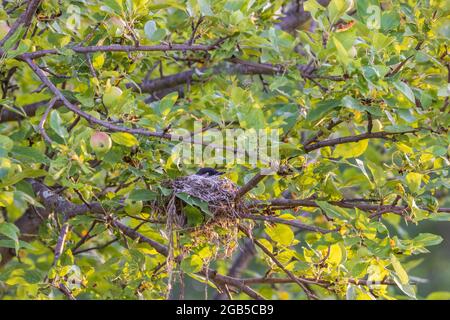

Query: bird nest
left=161, top=174, right=250, bottom=258
left=170, top=174, right=245, bottom=217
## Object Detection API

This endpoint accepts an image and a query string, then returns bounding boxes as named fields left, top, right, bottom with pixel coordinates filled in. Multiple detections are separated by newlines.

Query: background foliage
left=0, top=0, right=449, bottom=300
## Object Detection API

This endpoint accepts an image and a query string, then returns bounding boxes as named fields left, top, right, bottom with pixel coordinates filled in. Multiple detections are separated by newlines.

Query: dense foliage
left=0, top=0, right=449, bottom=300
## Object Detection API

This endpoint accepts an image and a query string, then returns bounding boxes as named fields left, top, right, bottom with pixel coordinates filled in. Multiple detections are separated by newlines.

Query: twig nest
left=170, top=174, right=245, bottom=217
left=162, top=174, right=250, bottom=258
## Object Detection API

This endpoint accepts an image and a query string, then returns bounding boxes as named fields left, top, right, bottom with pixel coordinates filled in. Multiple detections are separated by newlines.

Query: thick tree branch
left=304, top=130, right=418, bottom=152
left=250, top=198, right=450, bottom=214
left=1, top=40, right=230, bottom=61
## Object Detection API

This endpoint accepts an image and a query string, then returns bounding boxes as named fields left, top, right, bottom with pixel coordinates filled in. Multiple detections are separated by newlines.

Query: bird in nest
left=195, top=167, right=224, bottom=177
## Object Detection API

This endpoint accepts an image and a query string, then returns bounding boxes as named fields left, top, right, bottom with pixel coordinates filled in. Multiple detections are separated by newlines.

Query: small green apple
left=90, top=131, right=112, bottom=155
left=103, top=86, right=123, bottom=109
left=124, top=199, right=143, bottom=215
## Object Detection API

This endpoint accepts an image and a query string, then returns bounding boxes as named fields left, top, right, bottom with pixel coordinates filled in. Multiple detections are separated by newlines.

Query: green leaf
left=0, top=168, right=47, bottom=188
left=265, top=224, right=294, bottom=246
left=412, top=233, right=443, bottom=247
left=393, top=275, right=416, bottom=299
left=111, top=132, right=139, bottom=147
left=50, top=110, right=69, bottom=139
left=0, top=239, right=34, bottom=250
left=332, top=36, right=350, bottom=65
left=144, top=21, right=167, bottom=42
left=342, top=96, right=365, bottom=112
left=184, top=205, right=204, bottom=227
left=198, top=0, right=214, bottom=16
left=2, top=26, right=25, bottom=52
left=0, top=135, right=14, bottom=153
left=384, top=125, right=413, bottom=133
left=405, top=172, right=422, bottom=193
left=430, top=213, right=450, bottom=222
left=0, top=222, right=19, bottom=240
left=0, top=191, right=14, bottom=207
left=128, top=189, right=157, bottom=201
left=328, top=0, right=351, bottom=24
left=0, top=222, right=20, bottom=252
left=316, top=201, right=349, bottom=219
left=333, top=139, right=368, bottom=158
left=394, top=81, right=415, bottom=103
left=381, top=11, right=400, bottom=32
left=103, top=0, right=123, bottom=14
left=306, top=99, right=341, bottom=122
left=158, top=92, right=178, bottom=116
left=304, top=0, right=326, bottom=18
left=181, top=254, right=203, bottom=273
left=0, top=158, right=12, bottom=179
left=390, top=254, right=409, bottom=285
left=426, top=292, right=450, bottom=300
left=176, top=193, right=212, bottom=217
left=11, top=146, right=50, bottom=164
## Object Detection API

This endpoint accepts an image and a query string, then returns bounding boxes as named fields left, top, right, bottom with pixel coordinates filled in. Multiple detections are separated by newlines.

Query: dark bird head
left=195, top=167, right=224, bottom=177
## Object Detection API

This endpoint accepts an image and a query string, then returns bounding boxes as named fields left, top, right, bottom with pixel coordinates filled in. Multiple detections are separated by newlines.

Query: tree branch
left=240, top=276, right=396, bottom=286
left=239, top=213, right=334, bottom=234
left=250, top=198, right=450, bottom=214
left=304, top=130, right=418, bottom=152
left=38, top=97, right=58, bottom=145
left=1, top=40, right=230, bottom=61
left=235, top=173, right=266, bottom=199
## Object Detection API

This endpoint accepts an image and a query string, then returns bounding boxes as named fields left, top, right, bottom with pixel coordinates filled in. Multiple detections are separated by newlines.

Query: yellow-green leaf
left=111, top=132, right=139, bottom=147
left=265, top=224, right=294, bottom=246
left=391, top=254, right=409, bottom=285
left=332, top=36, right=350, bottom=65
left=0, top=191, right=14, bottom=207
left=405, top=172, right=422, bottom=193
left=333, top=139, right=368, bottom=158
left=328, top=243, right=345, bottom=266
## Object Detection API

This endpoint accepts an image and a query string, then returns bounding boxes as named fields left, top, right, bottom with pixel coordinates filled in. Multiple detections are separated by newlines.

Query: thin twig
left=38, top=97, right=58, bottom=145
left=235, top=173, right=266, bottom=199
left=239, top=225, right=318, bottom=300
left=53, top=222, right=70, bottom=264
